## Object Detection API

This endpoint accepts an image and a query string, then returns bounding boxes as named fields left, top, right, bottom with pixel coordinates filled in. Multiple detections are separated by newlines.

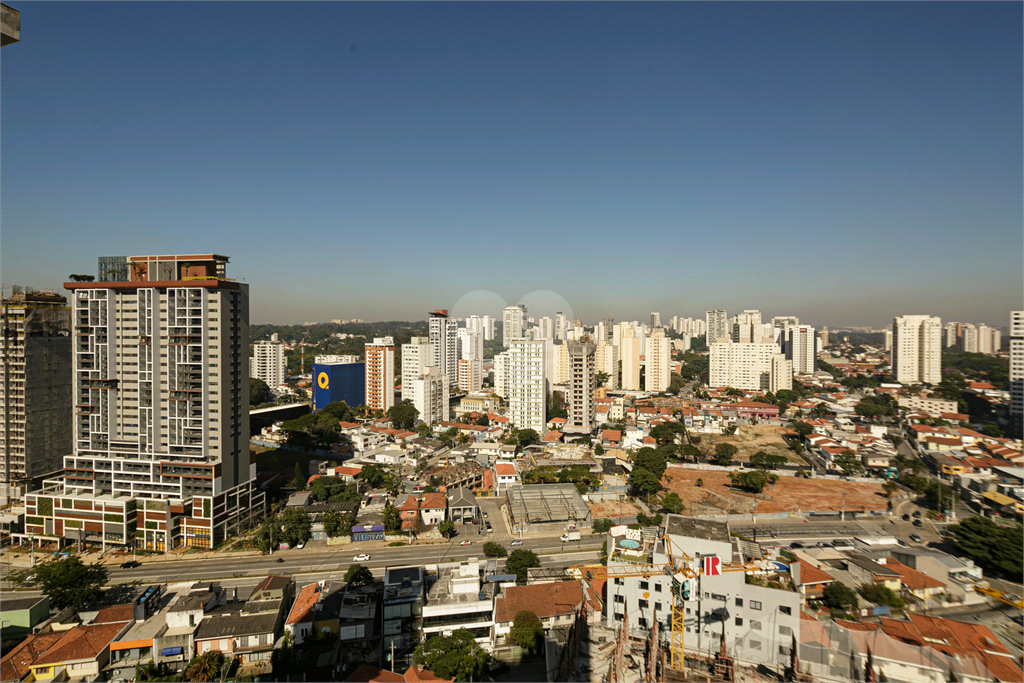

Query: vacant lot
left=589, top=500, right=641, bottom=519
left=695, top=424, right=808, bottom=466
left=662, top=467, right=890, bottom=515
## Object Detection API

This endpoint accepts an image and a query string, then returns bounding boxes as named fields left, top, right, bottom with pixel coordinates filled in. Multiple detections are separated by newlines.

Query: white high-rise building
left=409, top=366, right=449, bottom=426
left=401, top=337, right=433, bottom=404
left=555, top=312, right=567, bottom=341
left=503, top=305, right=527, bottom=348
left=620, top=329, right=643, bottom=391
left=493, top=351, right=510, bottom=399
left=945, top=322, right=960, bottom=348
left=731, top=310, right=763, bottom=344
left=709, top=339, right=791, bottom=393
left=595, top=321, right=608, bottom=343
left=884, top=329, right=893, bottom=352
left=785, top=325, right=817, bottom=375
left=250, top=333, right=288, bottom=388
left=650, top=312, right=661, bottom=329
left=706, top=310, right=729, bottom=344
left=457, top=328, right=483, bottom=362
left=892, top=315, right=942, bottom=385
left=595, top=341, right=619, bottom=389
left=465, top=315, right=482, bottom=336
left=959, top=324, right=978, bottom=353
left=55, top=254, right=264, bottom=550
left=507, top=331, right=546, bottom=433
left=481, top=315, right=496, bottom=342
left=644, top=329, right=671, bottom=392
left=565, top=341, right=596, bottom=433
left=538, top=316, right=554, bottom=342
left=976, top=324, right=1000, bottom=355
left=1010, top=311, right=1023, bottom=437
left=457, top=358, right=483, bottom=393
left=364, top=337, right=395, bottom=413
left=429, top=310, right=458, bottom=389
left=550, top=342, right=570, bottom=385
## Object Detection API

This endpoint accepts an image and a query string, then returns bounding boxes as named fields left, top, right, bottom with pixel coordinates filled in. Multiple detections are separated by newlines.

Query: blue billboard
left=312, top=362, right=365, bottom=411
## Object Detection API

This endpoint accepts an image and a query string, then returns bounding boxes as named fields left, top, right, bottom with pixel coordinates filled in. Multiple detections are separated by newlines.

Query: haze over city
left=2, top=2, right=1021, bottom=327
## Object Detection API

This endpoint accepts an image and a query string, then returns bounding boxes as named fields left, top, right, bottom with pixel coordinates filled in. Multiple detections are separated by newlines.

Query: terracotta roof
left=1, top=632, right=65, bottom=682
left=549, top=417, right=566, bottom=424
left=343, top=665, right=453, bottom=683
left=884, top=559, right=945, bottom=591
left=941, top=412, right=970, bottom=421
left=542, top=431, right=563, bottom=442
left=602, top=430, right=621, bottom=441
left=287, top=582, right=322, bottom=625
left=338, top=421, right=361, bottom=429
left=836, top=619, right=879, bottom=631
left=969, top=382, right=996, bottom=390
left=642, top=436, right=656, bottom=444
left=32, top=622, right=127, bottom=666
left=926, top=436, right=963, bottom=446
left=335, top=466, right=362, bottom=477
left=730, top=401, right=778, bottom=409
left=494, top=581, right=585, bottom=624
left=402, top=665, right=454, bottom=682
left=794, top=560, right=836, bottom=586
left=93, top=603, right=135, bottom=623
left=495, top=463, right=517, bottom=476
left=418, top=492, right=447, bottom=510
left=307, top=474, right=323, bottom=485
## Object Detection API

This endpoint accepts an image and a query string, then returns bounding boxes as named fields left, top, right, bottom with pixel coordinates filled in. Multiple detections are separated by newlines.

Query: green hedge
left=64, top=519, right=82, bottom=529
left=145, top=521, right=158, bottom=530
left=25, top=516, right=43, bottom=526
left=104, top=513, right=124, bottom=523
left=145, top=500, right=167, bottom=511
left=203, top=498, right=211, bottom=518
left=37, top=498, right=53, bottom=516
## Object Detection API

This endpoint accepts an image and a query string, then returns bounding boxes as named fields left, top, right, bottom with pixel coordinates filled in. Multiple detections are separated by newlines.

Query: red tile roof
left=542, top=431, right=563, bottom=442
left=93, top=603, right=135, bottom=624
left=602, top=430, right=621, bottom=441
left=343, top=665, right=453, bottom=683
left=549, top=417, right=566, bottom=424
left=1, top=632, right=65, bottom=682
left=495, top=463, right=517, bottom=476
left=494, top=581, right=585, bottom=624
left=419, top=492, right=447, bottom=510
left=287, top=582, right=322, bottom=625
left=642, top=436, right=656, bottom=444
left=794, top=561, right=836, bottom=586
left=32, top=622, right=127, bottom=666
left=883, top=559, right=945, bottom=591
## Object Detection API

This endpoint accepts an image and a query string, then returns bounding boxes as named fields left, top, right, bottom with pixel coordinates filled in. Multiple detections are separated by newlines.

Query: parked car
left=296, top=541, right=305, bottom=550
left=909, top=533, right=921, bottom=543
left=832, top=539, right=852, bottom=548
left=120, top=561, right=141, bottom=569
left=510, top=540, right=523, bottom=546
left=913, top=519, right=923, bottom=527
left=816, top=541, right=831, bottom=548
left=483, top=511, right=488, bottom=518
left=460, top=540, right=472, bottom=546
left=789, top=542, right=804, bottom=549
left=353, top=554, right=371, bottom=562
left=912, top=511, right=922, bottom=518
left=902, top=514, right=910, bottom=521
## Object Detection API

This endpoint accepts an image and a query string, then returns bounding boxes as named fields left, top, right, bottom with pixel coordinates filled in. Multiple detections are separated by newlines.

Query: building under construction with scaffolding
left=506, top=483, right=592, bottom=534
left=0, top=287, right=72, bottom=503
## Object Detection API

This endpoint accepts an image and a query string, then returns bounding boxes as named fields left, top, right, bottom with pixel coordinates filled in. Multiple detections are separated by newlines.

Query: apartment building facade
left=644, top=329, right=671, bottom=393
left=709, top=340, right=791, bottom=393
left=249, top=334, right=287, bottom=388
left=620, top=329, right=643, bottom=391
left=364, top=337, right=395, bottom=413
left=400, top=337, right=432, bottom=405
left=428, top=310, right=458, bottom=391
left=785, top=325, right=817, bottom=375
left=1010, top=311, right=1023, bottom=436
left=892, top=315, right=942, bottom=385
left=706, top=310, right=729, bottom=344
left=594, top=341, right=619, bottom=389
left=502, top=305, right=527, bottom=348
left=565, top=341, right=596, bottom=433
left=507, top=332, right=546, bottom=434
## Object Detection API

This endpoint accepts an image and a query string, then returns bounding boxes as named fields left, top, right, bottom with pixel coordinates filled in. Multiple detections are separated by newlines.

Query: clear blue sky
left=2, top=2, right=1021, bottom=328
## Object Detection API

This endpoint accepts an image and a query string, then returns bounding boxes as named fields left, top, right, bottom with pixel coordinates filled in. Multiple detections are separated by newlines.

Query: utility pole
left=841, top=492, right=846, bottom=522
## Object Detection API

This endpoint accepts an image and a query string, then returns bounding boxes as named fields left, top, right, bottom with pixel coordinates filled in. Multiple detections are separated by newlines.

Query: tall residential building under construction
left=0, top=288, right=72, bottom=503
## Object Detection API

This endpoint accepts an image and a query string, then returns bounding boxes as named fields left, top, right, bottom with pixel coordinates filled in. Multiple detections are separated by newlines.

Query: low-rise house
left=344, top=664, right=453, bottom=683
left=791, top=560, right=836, bottom=605
left=419, top=492, right=447, bottom=526
left=23, top=622, right=130, bottom=683
left=492, top=580, right=591, bottom=643
left=447, top=488, right=477, bottom=524
left=842, top=556, right=903, bottom=593
left=493, top=462, right=520, bottom=495
left=337, top=584, right=382, bottom=672
left=1, top=596, right=50, bottom=646
left=882, top=559, right=945, bottom=601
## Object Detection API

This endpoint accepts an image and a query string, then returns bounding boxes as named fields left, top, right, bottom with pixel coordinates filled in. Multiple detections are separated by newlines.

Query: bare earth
left=695, top=424, right=808, bottom=465
left=589, top=500, right=641, bottom=518
left=662, top=467, right=890, bottom=515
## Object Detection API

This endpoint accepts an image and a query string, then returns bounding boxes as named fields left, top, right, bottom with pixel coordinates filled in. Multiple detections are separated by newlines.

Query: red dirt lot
left=662, top=466, right=890, bottom=514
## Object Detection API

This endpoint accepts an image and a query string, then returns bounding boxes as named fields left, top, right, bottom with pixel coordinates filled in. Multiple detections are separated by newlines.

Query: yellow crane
left=973, top=585, right=1024, bottom=610
left=568, top=534, right=759, bottom=675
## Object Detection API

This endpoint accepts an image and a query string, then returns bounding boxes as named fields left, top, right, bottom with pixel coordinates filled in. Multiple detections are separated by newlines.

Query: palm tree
left=183, top=652, right=224, bottom=682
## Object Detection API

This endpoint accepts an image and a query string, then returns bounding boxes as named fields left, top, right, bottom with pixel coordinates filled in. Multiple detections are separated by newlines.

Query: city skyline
left=2, top=3, right=1021, bottom=327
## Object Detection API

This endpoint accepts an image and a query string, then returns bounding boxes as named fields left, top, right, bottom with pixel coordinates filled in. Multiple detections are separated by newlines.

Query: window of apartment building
left=748, top=639, right=761, bottom=650
left=638, top=618, right=647, bottom=629
left=639, top=581, right=649, bottom=590
left=779, top=625, right=792, bottom=636
left=614, top=594, right=624, bottom=603
left=779, top=645, right=791, bottom=656
left=779, top=606, right=792, bottom=615
left=655, top=602, right=662, bottom=612
left=638, top=600, right=648, bottom=609
left=685, top=608, right=691, bottom=615
left=735, top=597, right=743, bottom=607
left=614, top=612, right=623, bottom=621
left=614, top=578, right=623, bottom=585
left=711, top=593, right=726, bottom=601
left=735, top=617, right=743, bottom=626
left=654, top=583, right=662, bottom=592
left=750, top=601, right=762, bottom=610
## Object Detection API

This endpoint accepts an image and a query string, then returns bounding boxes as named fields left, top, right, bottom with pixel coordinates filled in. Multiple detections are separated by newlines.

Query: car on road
left=832, top=539, right=852, bottom=548
left=483, top=511, right=488, bottom=518
left=909, top=533, right=921, bottom=543
left=902, top=514, right=910, bottom=521
left=120, top=561, right=141, bottom=569
left=276, top=558, right=285, bottom=563
left=296, top=541, right=305, bottom=550
left=353, top=554, right=371, bottom=562
left=460, top=540, right=472, bottom=546
left=485, top=522, right=493, bottom=533
left=510, top=540, right=523, bottom=546
left=912, top=511, right=922, bottom=518
left=913, top=519, right=923, bottom=527
left=789, top=542, right=803, bottom=549
left=816, top=541, right=831, bottom=548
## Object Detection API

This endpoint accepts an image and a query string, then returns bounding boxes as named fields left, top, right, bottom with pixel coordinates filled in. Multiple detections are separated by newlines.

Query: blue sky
left=2, top=2, right=1021, bottom=328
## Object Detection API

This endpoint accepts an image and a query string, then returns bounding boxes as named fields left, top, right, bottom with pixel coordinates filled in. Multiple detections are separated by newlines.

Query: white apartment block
left=410, top=367, right=449, bottom=426
left=884, top=329, right=893, bottom=352
left=892, top=315, right=942, bottom=385
left=620, top=329, right=643, bottom=391
left=595, top=341, right=619, bottom=389
left=566, top=341, right=596, bottom=433
left=537, top=316, right=554, bottom=342
left=897, top=395, right=958, bottom=416
left=976, top=324, right=1000, bottom=355
left=401, top=337, right=433, bottom=404
left=481, top=315, right=496, bottom=341
left=555, top=312, right=567, bottom=341
left=595, top=321, right=608, bottom=343
left=457, top=358, right=483, bottom=393
left=706, top=310, right=729, bottom=343
left=550, top=342, right=570, bottom=385
left=364, top=337, right=394, bottom=412
left=650, top=312, right=661, bottom=328
left=250, top=334, right=287, bottom=387
left=785, top=325, right=817, bottom=375
left=644, top=330, right=671, bottom=393
left=457, top=328, right=483, bottom=362
left=429, top=310, right=458, bottom=389
left=493, top=351, right=510, bottom=399
left=945, top=322, right=959, bottom=348
left=315, top=354, right=359, bottom=365
left=507, top=332, right=546, bottom=434
left=465, top=315, right=482, bottom=336
left=709, top=340, right=791, bottom=393
left=959, top=324, right=978, bottom=353
left=1010, top=312, right=1023, bottom=435
left=503, top=305, right=527, bottom=347
left=55, top=254, right=263, bottom=550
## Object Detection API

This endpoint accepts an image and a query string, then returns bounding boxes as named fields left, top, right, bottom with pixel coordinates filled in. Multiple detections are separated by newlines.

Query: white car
left=510, top=540, right=523, bottom=546
left=296, top=541, right=305, bottom=550
left=353, top=554, right=371, bottom=562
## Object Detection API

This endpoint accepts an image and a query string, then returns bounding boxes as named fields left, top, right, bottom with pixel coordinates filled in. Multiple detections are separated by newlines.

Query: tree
left=413, top=629, right=491, bottom=681
left=416, top=422, right=433, bottom=437
left=594, top=443, right=605, bottom=456
left=882, top=481, right=900, bottom=499
left=250, top=377, right=272, bottom=405
left=822, top=581, right=859, bottom=611
left=280, top=507, right=312, bottom=546
left=505, top=549, right=541, bottom=582
left=475, top=414, right=490, bottom=427
left=182, top=651, right=224, bottom=683
left=855, top=398, right=893, bottom=419
left=323, top=510, right=344, bottom=537
left=594, top=371, right=610, bottom=388
left=636, top=513, right=663, bottom=528
left=661, top=492, right=685, bottom=514
left=292, top=462, right=305, bottom=489
left=31, top=557, right=107, bottom=610
left=860, top=583, right=905, bottom=610
left=344, top=563, right=374, bottom=586
left=791, top=421, right=814, bottom=437
left=833, top=451, right=863, bottom=476
left=947, top=517, right=1023, bottom=580
left=442, top=427, right=460, bottom=446
left=634, top=448, right=667, bottom=479
left=628, top=467, right=663, bottom=496
left=749, top=451, right=787, bottom=469
left=387, top=402, right=420, bottom=430
left=981, top=423, right=1004, bottom=437
left=516, top=429, right=540, bottom=448
left=889, top=435, right=903, bottom=448
left=728, top=470, right=778, bottom=494
left=483, top=542, right=507, bottom=558
left=714, top=443, right=738, bottom=466
left=357, top=464, right=388, bottom=489
left=509, top=610, right=543, bottom=652
left=383, top=504, right=401, bottom=533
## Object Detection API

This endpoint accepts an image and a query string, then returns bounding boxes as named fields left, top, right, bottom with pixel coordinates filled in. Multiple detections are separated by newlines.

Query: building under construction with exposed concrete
left=506, top=483, right=592, bottom=534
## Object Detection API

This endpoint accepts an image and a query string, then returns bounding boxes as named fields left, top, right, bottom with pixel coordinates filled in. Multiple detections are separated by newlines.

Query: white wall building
left=706, top=310, right=729, bottom=344
left=457, top=328, right=483, bottom=362
left=364, top=336, right=395, bottom=413
left=250, top=334, right=288, bottom=388
left=493, top=351, right=510, bottom=399
left=503, top=305, right=527, bottom=348
left=410, top=367, right=449, bottom=426
left=620, top=329, right=643, bottom=391
left=785, top=325, right=817, bottom=375
left=401, top=337, right=433, bottom=404
left=507, top=332, right=546, bottom=433
left=595, top=341, right=619, bottom=389
left=457, top=358, right=483, bottom=393
left=645, top=329, right=671, bottom=393
left=481, top=315, right=496, bottom=342
left=550, top=342, right=570, bottom=385
left=892, top=315, right=942, bottom=385
left=429, top=311, right=458, bottom=390
left=709, top=340, right=791, bottom=393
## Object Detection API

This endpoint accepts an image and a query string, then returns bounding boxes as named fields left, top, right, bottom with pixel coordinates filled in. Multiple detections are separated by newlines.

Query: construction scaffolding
left=506, top=483, right=593, bottom=533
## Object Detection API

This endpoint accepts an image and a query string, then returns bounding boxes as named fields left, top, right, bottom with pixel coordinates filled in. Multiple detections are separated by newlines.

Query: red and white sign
left=703, top=556, right=722, bottom=576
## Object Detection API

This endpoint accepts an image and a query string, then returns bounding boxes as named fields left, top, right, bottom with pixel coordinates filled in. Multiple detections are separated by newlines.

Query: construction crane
left=568, top=534, right=760, bottom=678
left=972, top=585, right=1024, bottom=610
